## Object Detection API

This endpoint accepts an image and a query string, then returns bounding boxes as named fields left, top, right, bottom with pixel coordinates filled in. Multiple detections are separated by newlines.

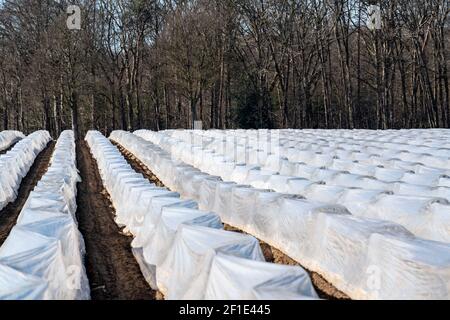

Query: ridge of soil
left=113, top=140, right=350, bottom=300
left=0, top=142, right=55, bottom=245
left=75, top=141, right=156, bottom=300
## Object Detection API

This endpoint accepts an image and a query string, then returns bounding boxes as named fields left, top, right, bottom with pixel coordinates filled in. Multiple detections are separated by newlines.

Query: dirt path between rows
left=75, top=141, right=156, bottom=300
left=113, top=141, right=350, bottom=300
left=0, top=142, right=55, bottom=245
left=112, top=141, right=165, bottom=188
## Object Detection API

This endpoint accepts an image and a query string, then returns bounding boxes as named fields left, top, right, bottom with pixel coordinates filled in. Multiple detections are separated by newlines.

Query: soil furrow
left=75, top=141, right=156, bottom=300
left=113, top=140, right=350, bottom=300
left=0, top=142, right=55, bottom=246
left=111, top=141, right=165, bottom=187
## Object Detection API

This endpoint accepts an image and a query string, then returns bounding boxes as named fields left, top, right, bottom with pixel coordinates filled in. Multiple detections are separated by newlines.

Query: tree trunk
left=71, top=91, right=79, bottom=141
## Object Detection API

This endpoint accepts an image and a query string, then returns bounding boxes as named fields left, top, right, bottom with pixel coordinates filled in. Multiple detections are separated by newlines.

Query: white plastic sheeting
left=157, top=225, right=264, bottom=300
left=177, top=128, right=450, bottom=158
left=135, top=130, right=450, bottom=243
left=140, top=206, right=222, bottom=288
left=0, top=131, right=89, bottom=300
left=0, top=131, right=51, bottom=211
left=0, top=131, right=25, bottom=152
left=89, top=131, right=318, bottom=300
left=167, top=129, right=450, bottom=182
left=205, top=254, right=319, bottom=300
left=170, top=129, right=450, bottom=188
left=0, top=263, right=50, bottom=299
left=118, top=130, right=450, bottom=300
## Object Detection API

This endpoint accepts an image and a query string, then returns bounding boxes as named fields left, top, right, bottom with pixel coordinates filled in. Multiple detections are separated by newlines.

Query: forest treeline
left=0, top=0, right=449, bottom=138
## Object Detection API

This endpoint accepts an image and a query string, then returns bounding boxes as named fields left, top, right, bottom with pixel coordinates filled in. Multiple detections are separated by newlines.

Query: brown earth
left=75, top=141, right=157, bottom=300
left=114, top=141, right=350, bottom=300
left=0, top=142, right=55, bottom=245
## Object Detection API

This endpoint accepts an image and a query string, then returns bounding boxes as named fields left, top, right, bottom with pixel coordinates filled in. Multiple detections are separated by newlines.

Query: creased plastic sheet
left=157, top=225, right=265, bottom=300
left=0, top=264, right=49, bottom=300
left=205, top=253, right=318, bottom=300
left=139, top=207, right=223, bottom=288
left=103, top=131, right=318, bottom=300
left=0, top=131, right=89, bottom=300
left=128, top=130, right=450, bottom=300
left=0, top=131, right=51, bottom=211
left=0, top=131, right=25, bottom=151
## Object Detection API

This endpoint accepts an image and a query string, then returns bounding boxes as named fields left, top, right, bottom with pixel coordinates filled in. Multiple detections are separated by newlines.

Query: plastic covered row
left=168, top=129, right=450, bottom=187
left=134, top=130, right=450, bottom=243
left=196, top=128, right=450, bottom=157
left=0, top=131, right=25, bottom=152
left=120, top=130, right=450, bottom=300
left=0, top=131, right=89, bottom=300
left=90, top=131, right=318, bottom=300
left=184, top=129, right=450, bottom=193
left=173, top=129, right=450, bottom=176
left=190, top=129, right=450, bottom=171
left=0, top=131, right=51, bottom=211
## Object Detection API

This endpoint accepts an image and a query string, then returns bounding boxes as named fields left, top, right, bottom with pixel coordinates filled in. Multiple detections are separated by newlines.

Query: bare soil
left=114, top=141, right=350, bottom=300
left=0, top=142, right=55, bottom=245
left=75, top=141, right=157, bottom=300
